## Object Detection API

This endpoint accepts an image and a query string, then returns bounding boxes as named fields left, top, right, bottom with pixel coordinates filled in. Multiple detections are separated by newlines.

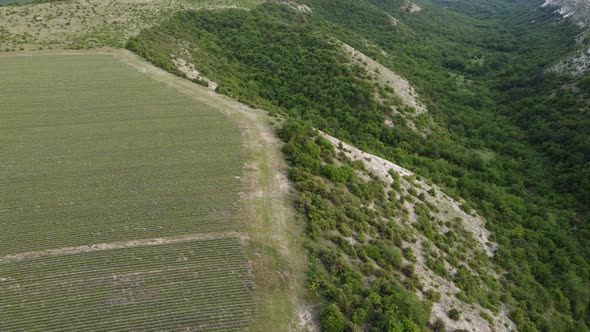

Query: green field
left=0, top=54, right=253, bottom=330
left=1, top=239, right=253, bottom=331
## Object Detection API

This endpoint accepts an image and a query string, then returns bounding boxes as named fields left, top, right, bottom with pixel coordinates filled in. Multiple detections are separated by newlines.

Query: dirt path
left=111, top=49, right=312, bottom=331
left=0, top=231, right=241, bottom=264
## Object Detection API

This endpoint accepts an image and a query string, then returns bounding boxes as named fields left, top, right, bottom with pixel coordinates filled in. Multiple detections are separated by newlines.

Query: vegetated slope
left=127, top=5, right=390, bottom=137
left=341, top=42, right=434, bottom=134
left=304, top=0, right=590, bottom=329
left=317, top=131, right=515, bottom=331
left=128, top=2, right=590, bottom=331
left=279, top=121, right=516, bottom=331
left=0, top=54, right=253, bottom=331
left=423, top=0, right=590, bottom=195
left=314, top=0, right=589, bottom=201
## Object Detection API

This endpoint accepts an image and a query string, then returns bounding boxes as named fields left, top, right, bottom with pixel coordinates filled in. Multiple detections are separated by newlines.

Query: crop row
left=1, top=54, right=243, bottom=254
left=0, top=239, right=253, bottom=331
left=0, top=54, right=251, bottom=331
left=1, top=238, right=245, bottom=282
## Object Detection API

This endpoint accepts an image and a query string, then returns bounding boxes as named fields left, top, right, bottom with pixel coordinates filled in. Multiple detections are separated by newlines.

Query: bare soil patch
left=0, top=231, right=242, bottom=264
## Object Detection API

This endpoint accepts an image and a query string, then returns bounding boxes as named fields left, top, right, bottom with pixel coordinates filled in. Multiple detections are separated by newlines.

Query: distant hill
left=543, top=0, right=590, bottom=24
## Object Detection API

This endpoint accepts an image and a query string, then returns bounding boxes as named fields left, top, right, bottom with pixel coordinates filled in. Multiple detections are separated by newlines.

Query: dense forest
left=128, top=1, right=590, bottom=330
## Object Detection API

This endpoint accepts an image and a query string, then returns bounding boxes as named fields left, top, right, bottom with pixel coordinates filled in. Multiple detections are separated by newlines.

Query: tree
left=320, top=303, right=345, bottom=332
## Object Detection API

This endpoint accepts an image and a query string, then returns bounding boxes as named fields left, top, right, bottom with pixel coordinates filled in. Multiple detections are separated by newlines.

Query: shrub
left=431, top=318, right=447, bottom=332
left=320, top=303, right=345, bottom=332
left=321, top=164, right=355, bottom=183
left=448, top=308, right=461, bottom=321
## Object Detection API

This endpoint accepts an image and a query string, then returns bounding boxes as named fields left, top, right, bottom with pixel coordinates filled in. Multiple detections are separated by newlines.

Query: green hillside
left=128, top=1, right=590, bottom=330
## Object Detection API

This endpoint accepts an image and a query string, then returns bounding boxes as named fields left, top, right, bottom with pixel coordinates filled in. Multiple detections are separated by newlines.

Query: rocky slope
left=321, top=132, right=515, bottom=331
left=542, top=0, right=590, bottom=73
left=543, top=0, right=590, bottom=23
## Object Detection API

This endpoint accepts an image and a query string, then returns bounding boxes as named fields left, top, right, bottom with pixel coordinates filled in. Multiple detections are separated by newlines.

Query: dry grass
left=0, top=0, right=263, bottom=51
left=111, top=49, right=312, bottom=331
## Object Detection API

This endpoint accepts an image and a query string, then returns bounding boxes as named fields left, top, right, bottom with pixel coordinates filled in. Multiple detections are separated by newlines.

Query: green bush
left=320, top=303, right=345, bottom=332
left=448, top=308, right=461, bottom=321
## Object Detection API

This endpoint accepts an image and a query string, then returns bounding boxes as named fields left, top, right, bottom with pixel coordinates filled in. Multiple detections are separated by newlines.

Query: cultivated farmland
left=0, top=54, right=253, bottom=331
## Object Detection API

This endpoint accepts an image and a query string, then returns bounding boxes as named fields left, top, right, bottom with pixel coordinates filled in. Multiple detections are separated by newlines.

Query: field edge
left=110, top=49, right=313, bottom=331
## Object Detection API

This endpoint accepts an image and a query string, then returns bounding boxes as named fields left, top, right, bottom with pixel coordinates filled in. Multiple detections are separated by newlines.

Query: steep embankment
left=341, top=42, right=434, bottom=134
left=275, top=40, right=516, bottom=325
left=320, top=132, right=514, bottom=331
left=278, top=117, right=516, bottom=330
left=336, top=47, right=512, bottom=329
